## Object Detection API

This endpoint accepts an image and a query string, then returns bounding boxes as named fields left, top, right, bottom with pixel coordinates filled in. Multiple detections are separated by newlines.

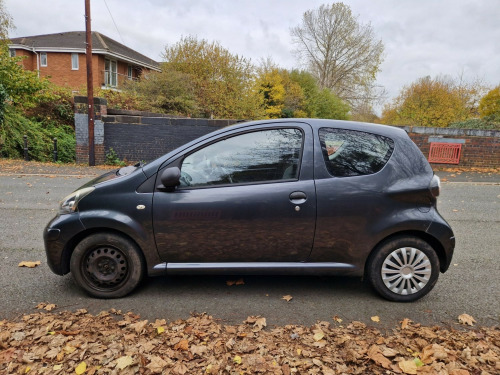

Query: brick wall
left=398, top=126, right=499, bottom=167
left=102, top=110, right=238, bottom=162
left=74, top=103, right=500, bottom=167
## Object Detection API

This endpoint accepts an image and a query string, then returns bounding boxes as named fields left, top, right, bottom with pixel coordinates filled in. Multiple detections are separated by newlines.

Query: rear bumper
left=43, top=213, right=86, bottom=275
left=426, top=213, right=455, bottom=272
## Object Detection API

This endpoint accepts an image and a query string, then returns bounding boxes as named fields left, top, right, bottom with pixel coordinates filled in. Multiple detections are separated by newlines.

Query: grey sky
left=5, top=0, right=500, bottom=108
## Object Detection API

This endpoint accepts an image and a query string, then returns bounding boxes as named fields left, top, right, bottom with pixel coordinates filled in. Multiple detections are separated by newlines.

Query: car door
left=152, top=123, right=316, bottom=263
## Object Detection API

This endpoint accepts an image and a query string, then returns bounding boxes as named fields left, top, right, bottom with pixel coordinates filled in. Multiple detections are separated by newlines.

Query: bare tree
left=291, top=2, right=384, bottom=112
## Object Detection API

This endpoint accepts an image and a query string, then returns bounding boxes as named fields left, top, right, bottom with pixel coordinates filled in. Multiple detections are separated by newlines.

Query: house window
left=9, top=49, right=16, bottom=57
left=71, top=53, right=79, bottom=70
left=40, top=52, right=47, bottom=67
left=127, top=65, right=133, bottom=80
left=104, top=59, right=117, bottom=87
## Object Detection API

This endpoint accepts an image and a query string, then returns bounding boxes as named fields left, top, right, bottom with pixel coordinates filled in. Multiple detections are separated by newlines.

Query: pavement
left=0, top=159, right=499, bottom=327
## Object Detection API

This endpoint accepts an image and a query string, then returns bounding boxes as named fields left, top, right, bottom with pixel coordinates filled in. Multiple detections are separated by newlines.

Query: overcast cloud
left=5, top=0, right=500, bottom=108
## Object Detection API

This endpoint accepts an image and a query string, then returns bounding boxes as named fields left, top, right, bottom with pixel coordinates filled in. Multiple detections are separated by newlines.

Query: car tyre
left=367, top=236, right=440, bottom=302
left=70, top=232, right=145, bottom=298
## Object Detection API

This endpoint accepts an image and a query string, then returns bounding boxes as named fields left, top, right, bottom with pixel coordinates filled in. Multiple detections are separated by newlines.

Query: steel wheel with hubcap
left=70, top=233, right=145, bottom=298
left=367, top=236, right=440, bottom=302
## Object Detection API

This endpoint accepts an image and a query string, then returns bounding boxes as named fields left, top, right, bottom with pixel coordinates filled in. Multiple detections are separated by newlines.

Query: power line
left=103, top=0, right=125, bottom=44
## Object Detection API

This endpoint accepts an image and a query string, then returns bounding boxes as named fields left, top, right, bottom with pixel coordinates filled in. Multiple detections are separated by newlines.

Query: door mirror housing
left=159, top=167, right=181, bottom=191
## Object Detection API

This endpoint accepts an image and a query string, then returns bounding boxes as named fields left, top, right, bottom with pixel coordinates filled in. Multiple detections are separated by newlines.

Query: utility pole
left=85, top=0, right=95, bottom=166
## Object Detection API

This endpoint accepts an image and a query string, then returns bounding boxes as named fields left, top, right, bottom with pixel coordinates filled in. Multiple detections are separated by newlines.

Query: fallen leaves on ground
left=282, top=295, right=293, bottom=302
left=458, top=314, right=477, bottom=326
left=35, top=302, right=57, bottom=312
left=18, top=261, right=41, bottom=268
left=0, top=310, right=498, bottom=374
left=432, top=166, right=500, bottom=174
left=332, top=315, right=343, bottom=324
left=0, top=158, right=114, bottom=176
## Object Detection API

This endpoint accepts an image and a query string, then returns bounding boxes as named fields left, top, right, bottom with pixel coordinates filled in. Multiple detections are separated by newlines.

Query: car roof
left=233, top=118, right=407, bottom=139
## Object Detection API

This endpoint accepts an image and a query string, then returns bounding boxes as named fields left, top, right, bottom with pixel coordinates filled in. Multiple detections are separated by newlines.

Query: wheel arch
left=364, top=230, right=448, bottom=278
left=60, top=228, right=148, bottom=275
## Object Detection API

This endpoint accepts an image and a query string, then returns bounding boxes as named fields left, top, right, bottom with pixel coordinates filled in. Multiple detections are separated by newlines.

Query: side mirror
left=158, top=167, right=181, bottom=191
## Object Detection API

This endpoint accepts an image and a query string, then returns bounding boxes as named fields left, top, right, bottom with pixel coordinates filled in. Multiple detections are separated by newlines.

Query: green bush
left=105, top=147, right=126, bottom=166
left=26, top=85, right=75, bottom=127
left=0, top=106, right=75, bottom=162
left=449, top=114, right=500, bottom=130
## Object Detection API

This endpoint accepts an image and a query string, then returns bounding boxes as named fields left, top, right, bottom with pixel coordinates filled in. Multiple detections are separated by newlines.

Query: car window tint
left=180, top=128, right=303, bottom=187
left=319, top=128, right=394, bottom=177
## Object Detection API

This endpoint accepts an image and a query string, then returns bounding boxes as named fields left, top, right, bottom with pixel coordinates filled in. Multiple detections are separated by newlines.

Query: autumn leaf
left=381, top=347, right=398, bottom=357
left=0, top=348, right=16, bottom=364
left=172, top=362, right=189, bottom=374
left=233, top=355, right=242, bottom=364
left=367, top=345, right=392, bottom=369
left=398, top=359, right=417, bottom=374
left=332, top=315, right=343, bottom=323
left=253, top=317, right=267, bottom=331
left=458, top=313, right=476, bottom=326
left=18, top=261, right=41, bottom=268
left=129, top=319, right=148, bottom=333
left=413, top=357, right=424, bottom=367
left=35, top=302, right=57, bottom=311
left=174, top=339, right=189, bottom=351
left=282, top=295, right=293, bottom=302
left=63, top=344, right=76, bottom=354
left=75, top=361, right=87, bottom=374
left=116, top=356, right=134, bottom=370
left=401, top=318, right=411, bottom=329
left=244, top=316, right=266, bottom=331
left=146, top=356, right=168, bottom=373
left=157, top=326, right=165, bottom=334
left=190, top=345, right=207, bottom=356
left=371, top=316, right=380, bottom=323
left=313, top=331, right=324, bottom=341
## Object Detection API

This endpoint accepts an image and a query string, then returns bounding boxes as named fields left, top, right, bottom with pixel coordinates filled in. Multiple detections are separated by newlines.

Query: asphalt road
left=0, top=171, right=499, bottom=327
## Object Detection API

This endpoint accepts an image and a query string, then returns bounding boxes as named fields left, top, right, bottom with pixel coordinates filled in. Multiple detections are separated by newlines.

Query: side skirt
left=152, top=262, right=357, bottom=276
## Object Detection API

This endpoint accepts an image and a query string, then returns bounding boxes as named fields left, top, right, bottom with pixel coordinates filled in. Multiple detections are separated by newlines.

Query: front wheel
left=366, top=236, right=440, bottom=302
left=70, top=233, right=145, bottom=298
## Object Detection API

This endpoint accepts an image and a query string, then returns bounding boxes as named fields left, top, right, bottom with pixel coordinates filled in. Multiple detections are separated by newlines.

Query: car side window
left=319, top=128, right=394, bottom=177
left=180, top=128, right=303, bottom=187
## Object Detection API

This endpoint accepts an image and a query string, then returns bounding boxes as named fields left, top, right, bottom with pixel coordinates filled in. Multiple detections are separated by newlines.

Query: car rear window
left=319, top=128, right=394, bottom=177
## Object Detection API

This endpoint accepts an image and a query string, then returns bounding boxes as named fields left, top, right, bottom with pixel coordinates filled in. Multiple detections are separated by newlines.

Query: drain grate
left=428, top=142, right=462, bottom=164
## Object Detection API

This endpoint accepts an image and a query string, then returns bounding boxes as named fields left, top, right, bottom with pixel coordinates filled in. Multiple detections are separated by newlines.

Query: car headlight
left=59, top=187, right=95, bottom=214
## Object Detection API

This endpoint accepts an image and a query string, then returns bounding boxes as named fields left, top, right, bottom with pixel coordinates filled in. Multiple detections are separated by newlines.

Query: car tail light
left=429, top=175, right=440, bottom=198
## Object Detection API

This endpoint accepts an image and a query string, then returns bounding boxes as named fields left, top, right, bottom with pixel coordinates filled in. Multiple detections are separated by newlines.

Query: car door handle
left=289, top=191, right=307, bottom=204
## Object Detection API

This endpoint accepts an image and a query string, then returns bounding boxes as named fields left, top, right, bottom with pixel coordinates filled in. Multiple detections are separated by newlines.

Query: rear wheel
left=367, top=236, right=440, bottom=302
left=70, top=233, right=145, bottom=298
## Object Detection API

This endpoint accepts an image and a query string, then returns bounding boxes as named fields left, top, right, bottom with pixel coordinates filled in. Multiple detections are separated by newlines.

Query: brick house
left=8, top=31, right=160, bottom=91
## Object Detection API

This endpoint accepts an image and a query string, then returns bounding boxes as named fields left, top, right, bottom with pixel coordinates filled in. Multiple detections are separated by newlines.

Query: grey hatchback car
left=44, top=119, right=455, bottom=301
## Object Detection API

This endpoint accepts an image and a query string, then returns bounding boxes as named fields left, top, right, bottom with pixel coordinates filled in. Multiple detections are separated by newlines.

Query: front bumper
left=43, top=213, right=86, bottom=275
